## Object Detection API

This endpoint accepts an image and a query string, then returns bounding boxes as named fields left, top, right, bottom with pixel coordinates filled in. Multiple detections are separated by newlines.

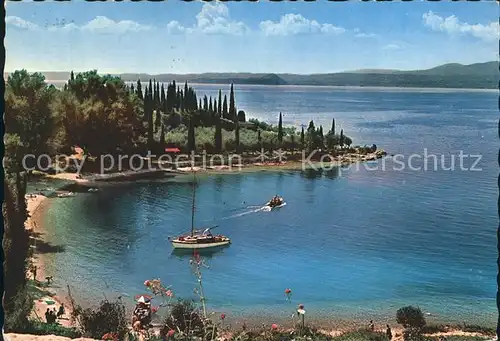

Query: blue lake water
left=40, top=86, right=498, bottom=326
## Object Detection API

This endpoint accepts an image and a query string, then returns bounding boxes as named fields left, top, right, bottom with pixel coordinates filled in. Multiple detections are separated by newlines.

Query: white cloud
left=81, top=16, right=152, bottom=33
left=6, top=16, right=39, bottom=30
left=383, top=44, right=401, bottom=50
left=7, top=15, right=150, bottom=33
left=259, top=13, right=345, bottom=36
left=355, top=32, right=377, bottom=38
left=423, top=11, right=499, bottom=41
left=167, top=3, right=248, bottom=35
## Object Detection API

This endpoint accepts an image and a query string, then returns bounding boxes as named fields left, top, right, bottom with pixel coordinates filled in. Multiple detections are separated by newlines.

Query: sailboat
left=169, top=171, right=231, bottom=250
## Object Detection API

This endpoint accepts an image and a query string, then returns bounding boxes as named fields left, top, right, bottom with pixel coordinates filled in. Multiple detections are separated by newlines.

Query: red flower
left=220, top=313, right=226, bottom=320
left=285, top=288, right=292, bottom=294
left=165, top=289, right=173, bottom=297
left=151, top=306, right=159, bottom=314
left=144, top=280, right=151, bottom=287
left=167, top=329, right=175, bottom=337
left=271, top=324, right=278, bottom=330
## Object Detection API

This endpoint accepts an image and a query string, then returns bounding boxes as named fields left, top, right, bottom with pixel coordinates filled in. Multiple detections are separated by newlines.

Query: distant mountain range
left=6, top=61, right=498, bottom=89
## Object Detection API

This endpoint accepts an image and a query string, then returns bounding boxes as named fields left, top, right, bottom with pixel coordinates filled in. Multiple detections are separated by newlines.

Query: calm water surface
left=40, top=86, right=497, bottom=325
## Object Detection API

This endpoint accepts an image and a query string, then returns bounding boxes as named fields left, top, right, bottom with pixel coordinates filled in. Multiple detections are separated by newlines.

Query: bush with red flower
left=101, top=332, right=119, bottom=341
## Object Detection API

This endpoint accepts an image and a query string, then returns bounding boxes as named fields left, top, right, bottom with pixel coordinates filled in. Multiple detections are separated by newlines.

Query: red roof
left=165, top=148, right=181, bottom=153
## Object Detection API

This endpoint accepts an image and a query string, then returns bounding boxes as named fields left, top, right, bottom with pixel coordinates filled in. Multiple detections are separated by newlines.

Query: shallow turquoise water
left=41, top=86, right=497, bottom=326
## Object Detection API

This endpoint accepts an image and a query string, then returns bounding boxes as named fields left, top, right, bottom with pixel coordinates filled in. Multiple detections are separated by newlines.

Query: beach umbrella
left=134, top=294, right=152, bottom=303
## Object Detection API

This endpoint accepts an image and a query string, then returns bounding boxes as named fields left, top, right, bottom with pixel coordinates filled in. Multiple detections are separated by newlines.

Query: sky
left=5, top=0, right=499, bottom=74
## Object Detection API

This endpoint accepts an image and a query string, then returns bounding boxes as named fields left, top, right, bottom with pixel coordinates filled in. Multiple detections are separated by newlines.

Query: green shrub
left=332, top=329, right=389, bottom=341
left=421, top=324, right=448, bottom=334
left=461, top=324, right=495, bottom=336
left=396, top=306, right=426, bottom=330
left=71, top=298, right=128, bottom=340
left=160, top=299, right=206, bottom=339
left=26, top=320, right=82, bottom=338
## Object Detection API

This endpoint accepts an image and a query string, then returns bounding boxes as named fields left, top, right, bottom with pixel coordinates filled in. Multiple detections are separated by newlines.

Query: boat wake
left=220, top=203, right=286, bottom=220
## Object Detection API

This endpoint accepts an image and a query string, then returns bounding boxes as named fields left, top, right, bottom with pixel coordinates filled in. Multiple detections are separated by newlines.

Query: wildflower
left=167, top=329, right=175, bottom=337
left=271, top=324, right=278, bottom=331
left=297, top=303, right=306, bottom=315
left=221, top=313, right=226, bottom=320
left=151, top=306, right=159, bottom=314
left=285, top=288, right=292, bottom=294
left=165, top=289, right=173, bottom=297
left=144, top=280, right=151, bottom=287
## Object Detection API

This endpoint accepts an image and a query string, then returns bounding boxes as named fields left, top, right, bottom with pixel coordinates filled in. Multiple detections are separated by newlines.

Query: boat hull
left=171, top=240, right=231, bottom=249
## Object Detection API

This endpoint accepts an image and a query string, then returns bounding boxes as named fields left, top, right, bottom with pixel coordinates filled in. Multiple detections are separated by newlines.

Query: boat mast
left=191, top=169, right=196, bottom=237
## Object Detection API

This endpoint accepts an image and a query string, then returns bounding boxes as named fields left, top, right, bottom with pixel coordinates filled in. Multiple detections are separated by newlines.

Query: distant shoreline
left=44, top=80, right=498, bottom=92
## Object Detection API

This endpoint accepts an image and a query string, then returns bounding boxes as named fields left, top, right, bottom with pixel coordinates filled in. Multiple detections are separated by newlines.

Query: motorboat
left=266, top=196, right=285, bottom=209
left=169, top=171, right=231, bottom=250
left=57, top=192, right=75, bottom=198
left=88, top=188, right=99, bottom=193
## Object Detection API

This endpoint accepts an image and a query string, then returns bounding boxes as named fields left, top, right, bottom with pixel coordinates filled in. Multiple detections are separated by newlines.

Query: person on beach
left=45, top=308, right=50, bottom=323
left=386, top=325, right=392, bottom=339
left=369, top=320, right=374, bottom=331
left=57, top=304, right=65, bottom=318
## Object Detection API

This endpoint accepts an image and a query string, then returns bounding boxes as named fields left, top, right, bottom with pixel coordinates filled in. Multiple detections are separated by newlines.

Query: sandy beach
left=25, top=194, right=74, bottom=328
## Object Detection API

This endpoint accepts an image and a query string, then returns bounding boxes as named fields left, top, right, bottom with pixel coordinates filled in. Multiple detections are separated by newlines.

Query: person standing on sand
left=386, top=325, right=392, bottom=339
left=45, top=308, right=50, bottom=323
left=369, top=320, right=374, bottom=331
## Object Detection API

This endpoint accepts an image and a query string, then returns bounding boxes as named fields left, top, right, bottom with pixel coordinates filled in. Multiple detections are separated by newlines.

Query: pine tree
left=229, top=83, right=236, bottom=122
left=277, top=112, right=283, bottom=143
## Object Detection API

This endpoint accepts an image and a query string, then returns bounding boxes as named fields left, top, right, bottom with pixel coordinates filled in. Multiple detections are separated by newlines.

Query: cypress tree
left=277, top=112, right=283, bottom=143
left=218, top=89, right=222, bottom=115
left=209, top=97, right=213, bottom=113
left=229, top=83, right=236, bottom=121
left=340, top=129, right=344, bottom=147
left=184, top=81, right=189, bottom=111
left=147, top=85, right=154, bottom=151
left=203, top=95, right=208, bottom=111
left=331, top=118, right=335, bottom=135
left=222, top=95, right=228, bottom=120
left=215, top=111, right=222, bottom=153
left=131, top=83, right=135, bottom=94
left=319, top=125, right=324, bottom=148
left=136, top=79, right=143, bottom=100
left=300, top=126, right=305, bottom=148
left=214, top=99, right=217, bottom=115
left=235, top=120, right=240, bottom=153
left=144, top=86, right=150, bottom=122
left=187, top=115, right=195, bottom=152
left=161, top=84, right=166, bottom=108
